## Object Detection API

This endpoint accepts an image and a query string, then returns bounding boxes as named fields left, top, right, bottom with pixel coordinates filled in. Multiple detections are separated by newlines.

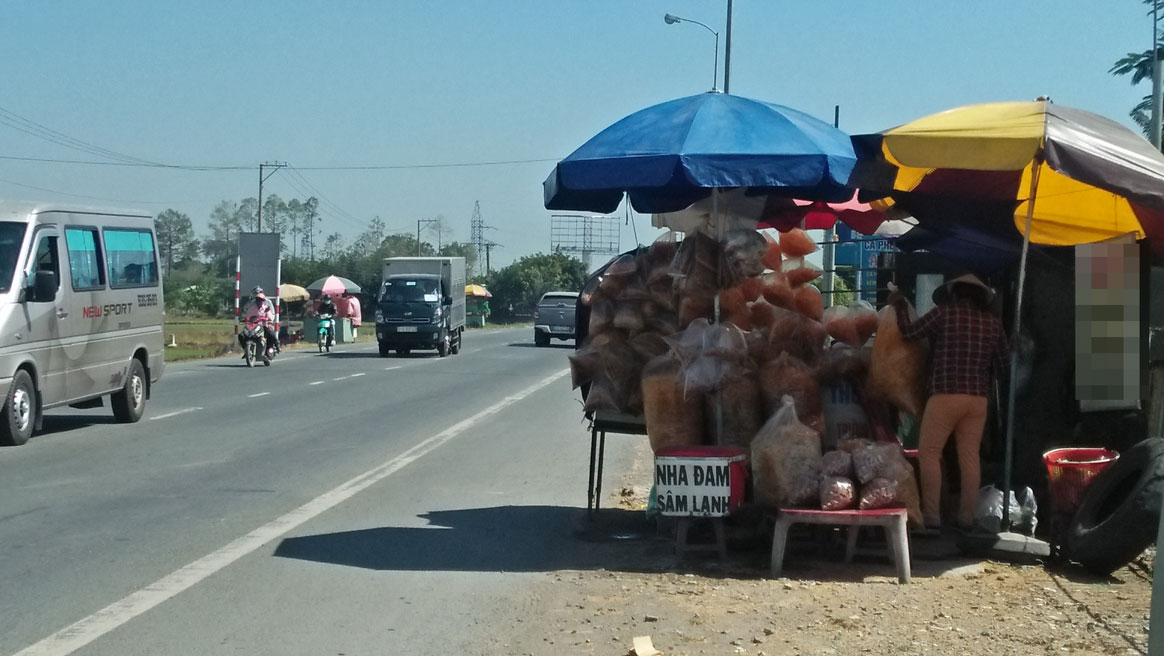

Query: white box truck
left=375, top=257, right=465, bottom=357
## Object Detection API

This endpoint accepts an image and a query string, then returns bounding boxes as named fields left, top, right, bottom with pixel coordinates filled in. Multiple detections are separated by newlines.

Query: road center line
left=309, top=381, right=325, bottom=386
left=247, top=392, right=270, bottom=398
left=14, top=367, right=569, bottom=656
left=383, top=366, right=402, bottom=371
left=148, top=407, right=203, bottom=421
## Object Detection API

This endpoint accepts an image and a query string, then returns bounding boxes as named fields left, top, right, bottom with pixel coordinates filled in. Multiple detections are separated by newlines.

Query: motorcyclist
left=243, top=286, right=279, bottom=356
left=316, top=295, right=337, bottom=347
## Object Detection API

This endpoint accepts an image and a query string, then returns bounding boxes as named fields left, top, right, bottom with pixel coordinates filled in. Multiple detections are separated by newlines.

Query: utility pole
left=470, top=201, right=497, bottom=276
left=257, top=161, right=286, bottom=232
left=723, top=0, right=733, bottom=93
left=1153, top=1, right=1162, bottom=149
left=417, top=218, right=439, bottom=256
left=483, top=241, right=501, bottom=275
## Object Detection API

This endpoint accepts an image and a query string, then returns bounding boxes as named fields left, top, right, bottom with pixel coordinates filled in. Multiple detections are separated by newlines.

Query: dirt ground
left=491, top=441, right=1153, bottom=656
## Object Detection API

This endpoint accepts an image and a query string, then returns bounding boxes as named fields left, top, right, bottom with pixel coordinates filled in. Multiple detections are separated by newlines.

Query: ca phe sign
left=654, top=451, right=747, bottom=518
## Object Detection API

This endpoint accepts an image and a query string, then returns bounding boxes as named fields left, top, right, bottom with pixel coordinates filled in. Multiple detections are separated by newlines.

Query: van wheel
left=0, top=370, right=35, bottom=446
left=378, top=341, right=391, bottom=358
left=112, top=359, right=146, bottom=423
left=450, top=329, right=462, bottom=355
left=437, top=330, right=450, bottom=357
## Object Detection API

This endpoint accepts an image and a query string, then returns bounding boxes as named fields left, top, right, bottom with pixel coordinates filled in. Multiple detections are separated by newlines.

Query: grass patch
left=164, top=318, right=236, bottom=362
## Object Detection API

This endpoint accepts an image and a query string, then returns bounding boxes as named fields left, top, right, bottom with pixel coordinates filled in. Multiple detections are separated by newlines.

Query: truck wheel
left=378, top=341, right=391, bottom=358
left=0, top=370, right=35, bottom=446
left=1067, top=437, right=1164, bottom=575
left=112, top=359, right=147, bottom=423
left=535, top=331, right=549, bottom=347
left=437, top=329, right=450, bottom=357
left=450, top=329, right=462, bottom=355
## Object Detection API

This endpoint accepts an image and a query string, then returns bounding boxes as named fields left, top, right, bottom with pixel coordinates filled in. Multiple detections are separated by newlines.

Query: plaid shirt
left=896, top=300, right=1008, bottom=397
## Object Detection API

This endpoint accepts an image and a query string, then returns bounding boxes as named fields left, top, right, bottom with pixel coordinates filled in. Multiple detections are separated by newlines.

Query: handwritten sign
left=654, top=456, right=742, bottom=517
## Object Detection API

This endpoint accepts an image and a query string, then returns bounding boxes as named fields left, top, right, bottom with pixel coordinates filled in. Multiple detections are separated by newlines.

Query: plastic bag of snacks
left=793, top=284, right=824, bottom=321
left=758, top=352, right=822, bottom=425
left=767, top=307, right=827, bottom=364
left=820, top=476, right=856, bottom=511
left=723, top=229, right=767, bottom=279
left=821, top=449, right=855, bottom=478
left=858, top=478, right=898, bottom=510
left=583, top=376, right=621, bottom=414
left=779, top=227, right=818, bottom=257
left=612, top=301, right=646, bottom=332
left=761, top=233, right=783, bottom=271
left=868, top=303, right=928, bottom=417
left=752, top=395, right=822, bottom=508
left=642, top=353, right=704, bottom=453
left=782, top=258, right=823, bottom=288
left=823, top=306, right=860, bottom=346
left=760, top=272, right=794, bottom=309
left=850, top=300, right=879, bottom=344
left=851, top=441, right=922, bottom=526
left=705, top=364, right=763, bottom=448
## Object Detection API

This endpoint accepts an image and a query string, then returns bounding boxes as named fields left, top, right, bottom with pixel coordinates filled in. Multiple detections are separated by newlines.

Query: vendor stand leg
left=675, top=517, right=727, bottom=560
left=587, top=425, right=607, bottom=516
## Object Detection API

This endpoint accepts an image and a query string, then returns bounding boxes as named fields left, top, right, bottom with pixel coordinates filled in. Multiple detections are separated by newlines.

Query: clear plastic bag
left=852, top=442, right=922, bottom=526
left=779, top=227, right=818, bottom=257
left=583, top=376, right=621, bottom=414
left=589, top=296, right=615, bottom=334
left=821, top=450, right=854, bottom=478
left=739, top=276, right=765, bottom=303
left=751, top=395, right=822, bottom=508
left=724, top=229, right=767, bottom=279
left=823, top=306, right=860, bottom=346
left=704, top=365, right=763, bottom=449
left=794, top=284, right=823, bottom=321
left=761, top=272, right=794, bottom=309
left=850, top=300, right=879, bottom=345
left=868, top=304, right=929, bottom=417
left=974, top=485, right=1036, bottom=534
left=858, top=478, right=898, bottom=510
left=758, top=352, right=822, bottom=420
left=762, top=234, right=783, bottom=271
left=820, top=476, right=856, bottom=511
left=642, top=353, right=704, bottom=453
left=782, top=258, right=823, bottom=288
left=612, top=301, right=646, bottom=332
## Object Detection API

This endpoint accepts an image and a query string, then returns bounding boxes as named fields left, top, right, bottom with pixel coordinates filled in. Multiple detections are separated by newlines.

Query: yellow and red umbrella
left=465, top=284, right=492, bottom=298
left=860, top=99, right=1164, bottom=257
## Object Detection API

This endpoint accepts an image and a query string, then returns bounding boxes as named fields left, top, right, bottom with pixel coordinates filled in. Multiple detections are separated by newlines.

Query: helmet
left=252, top=286, right=265, bottom=296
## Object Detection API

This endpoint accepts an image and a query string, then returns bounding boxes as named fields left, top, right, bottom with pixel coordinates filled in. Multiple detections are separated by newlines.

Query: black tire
left=0, top=370, right=35, bottom=446
left=245, top=341, right=256, bottom=367
left=450, top=329, right=462, bottom=355
left=396, top=347, right=410, bottom=356
left=318, top=337, right=324, bottom=354
left=112, top=359, right=146, bottom=423
left=437, top=329, right=450, bottom=357
left=535, top=331, right=550, bottom=347
left=1067, top=437, right=1164, bottom=575
left=378, top=341, right=391, bottom=358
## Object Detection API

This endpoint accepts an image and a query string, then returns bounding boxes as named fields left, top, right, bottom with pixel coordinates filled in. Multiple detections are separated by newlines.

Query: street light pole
left=664, top=13, right=719, bottom=91
left=723, top=0, right=733, bottom=94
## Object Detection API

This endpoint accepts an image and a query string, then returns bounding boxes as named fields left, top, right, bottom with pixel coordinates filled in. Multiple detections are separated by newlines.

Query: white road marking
left=247, top=392, right=270, bottom=398
left=309, top=381, right=325, bottom=386
left=349, top=372, right=365, bottom=378
left=13, top=367, right=569, bottom=656
left=148, top=407, right=203, bottom=421
left=383, top=366, right=402, bottom=371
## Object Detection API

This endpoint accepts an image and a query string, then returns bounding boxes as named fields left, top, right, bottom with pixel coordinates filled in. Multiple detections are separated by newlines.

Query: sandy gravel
left=487, top=441, right=1153, bottom=656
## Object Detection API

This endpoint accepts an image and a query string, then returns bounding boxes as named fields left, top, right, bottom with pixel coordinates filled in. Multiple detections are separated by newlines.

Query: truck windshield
left=381, top=278, right=440, bottom=303
left=0, top=222, right=26, bottom=293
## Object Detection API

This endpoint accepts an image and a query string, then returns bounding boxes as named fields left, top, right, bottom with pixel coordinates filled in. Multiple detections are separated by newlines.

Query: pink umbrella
left=306, top=275, right=362, bottom=296
left=760, top=192, right=908, bottom=235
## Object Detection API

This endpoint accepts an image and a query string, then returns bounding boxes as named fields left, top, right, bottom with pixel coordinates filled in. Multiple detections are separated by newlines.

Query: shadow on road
left=37, top=413, right=118, bottom=437
left=508, top=342, right=575, bottom=349
left=274, top=505, right=668, bottom=574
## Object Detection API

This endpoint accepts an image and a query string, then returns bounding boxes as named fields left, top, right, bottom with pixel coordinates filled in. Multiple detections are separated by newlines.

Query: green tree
left=485, top=253, right=587, bottom=321
left=155, top=209, right=199, bottom=275
left=1111, top=0, right=1164, bottom=138
left=441, top=241, right=478, bottom=276
left=202, top=200, right=242, bottom=276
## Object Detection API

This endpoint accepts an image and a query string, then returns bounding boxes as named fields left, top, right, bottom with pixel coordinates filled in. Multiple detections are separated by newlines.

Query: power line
left=0, top=154, right=251, bottom=170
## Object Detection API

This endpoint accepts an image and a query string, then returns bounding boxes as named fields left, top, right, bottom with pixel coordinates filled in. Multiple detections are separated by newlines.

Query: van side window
left=104, top=229, right=159, bottom=288
left=31, top=234, right=60, bottom=293
left=65, top=227, right=105, bottom=290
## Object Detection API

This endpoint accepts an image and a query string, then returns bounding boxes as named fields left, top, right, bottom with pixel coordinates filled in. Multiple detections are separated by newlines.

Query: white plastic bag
left=974, top=485, right=1034, bottom=534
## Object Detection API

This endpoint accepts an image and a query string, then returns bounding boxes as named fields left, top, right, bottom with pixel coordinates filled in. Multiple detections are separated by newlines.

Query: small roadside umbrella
left=856, top=99, right=1164, bottom=528
left=306, top=275, right=361, bottom=296
left=465, top=284, right=492, bottom=298
left=279, top=283, right=310, bottom=302
left=544, top=91, right=857, bottom=215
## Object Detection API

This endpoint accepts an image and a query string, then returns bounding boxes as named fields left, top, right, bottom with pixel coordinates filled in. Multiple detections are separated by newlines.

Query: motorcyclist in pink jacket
left=242, top=286, right=279, bottom=355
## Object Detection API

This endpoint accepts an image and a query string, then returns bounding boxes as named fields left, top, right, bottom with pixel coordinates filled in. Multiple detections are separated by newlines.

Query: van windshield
left=380, top=278, right=440, bottom=303
left=0, top=222, right=26, bottom=293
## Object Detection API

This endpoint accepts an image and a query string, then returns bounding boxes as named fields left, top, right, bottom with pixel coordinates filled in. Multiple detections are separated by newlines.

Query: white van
left=0, top=202, right=164, bottom=446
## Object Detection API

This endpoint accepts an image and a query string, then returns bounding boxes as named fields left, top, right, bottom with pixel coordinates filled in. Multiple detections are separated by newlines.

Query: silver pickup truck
left=533, top=291, right=578, bottom=346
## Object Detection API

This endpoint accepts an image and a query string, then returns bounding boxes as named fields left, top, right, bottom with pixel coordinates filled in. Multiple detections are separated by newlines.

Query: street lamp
left=664, top=13, right=719, bottom=92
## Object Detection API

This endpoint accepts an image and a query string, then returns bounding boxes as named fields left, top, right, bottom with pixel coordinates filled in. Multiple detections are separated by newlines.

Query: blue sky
left=0, top=1, right=1152, bottom=269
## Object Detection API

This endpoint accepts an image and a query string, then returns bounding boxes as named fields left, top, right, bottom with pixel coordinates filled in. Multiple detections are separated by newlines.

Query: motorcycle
left=317, top=312, right=335, bottom=353
left=240, top=317, right=276, bottom=367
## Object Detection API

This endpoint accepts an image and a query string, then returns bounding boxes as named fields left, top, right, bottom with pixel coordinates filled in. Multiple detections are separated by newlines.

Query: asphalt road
left=0, top=327, right=639, bottom=655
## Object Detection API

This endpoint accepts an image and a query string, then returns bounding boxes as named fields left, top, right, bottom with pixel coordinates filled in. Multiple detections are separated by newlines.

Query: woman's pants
left=917, top=393, right=988, bottom=527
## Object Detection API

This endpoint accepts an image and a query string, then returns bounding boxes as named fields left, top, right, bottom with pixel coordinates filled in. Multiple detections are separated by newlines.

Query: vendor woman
left=891, top=273, right=1009, bottom=535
